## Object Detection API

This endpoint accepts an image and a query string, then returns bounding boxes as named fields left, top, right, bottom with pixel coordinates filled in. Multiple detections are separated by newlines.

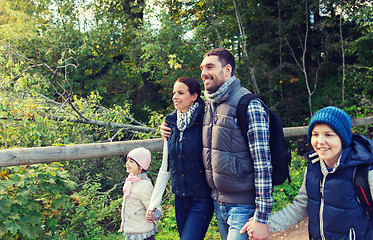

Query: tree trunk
left=284, top=0, right=316, bottom=117
left=233, top=0, right=260, bottom=94
left=340, top=13, right=346, bottom=102
left=278, top=0, right=283, bottom=66
left=207, top=0, right=222, bottom=47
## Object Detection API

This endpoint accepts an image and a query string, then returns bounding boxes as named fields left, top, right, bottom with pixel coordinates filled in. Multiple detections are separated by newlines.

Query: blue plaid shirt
left=247, top=99, right=273, bottom=225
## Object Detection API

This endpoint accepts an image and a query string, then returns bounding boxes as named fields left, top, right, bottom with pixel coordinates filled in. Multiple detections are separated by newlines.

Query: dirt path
left=268, top=218, right=309, bottom=240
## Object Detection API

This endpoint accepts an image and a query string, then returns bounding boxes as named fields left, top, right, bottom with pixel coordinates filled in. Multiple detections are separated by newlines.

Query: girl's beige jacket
left=119, top=178, right=155, bottom=234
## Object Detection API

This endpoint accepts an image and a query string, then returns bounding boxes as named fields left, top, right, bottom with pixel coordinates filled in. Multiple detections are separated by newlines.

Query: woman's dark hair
left=176, top=77, right=204, bottom=105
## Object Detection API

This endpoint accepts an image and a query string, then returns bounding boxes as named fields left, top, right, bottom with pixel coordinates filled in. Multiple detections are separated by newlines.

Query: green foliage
left=54, top=175, right=122, bottom=239
left=272, top=151, right=308, bottom=212
left=0, top=0, right=372, bottom=239
left=0, top=82, right=148, bottom=149
left=344, top=103, right=373, bottom=138
left=155, top=197, right=179, bottom=239
left=204, top=216, right=221, bottom=240
left=0, top=164, right=76, bottom=239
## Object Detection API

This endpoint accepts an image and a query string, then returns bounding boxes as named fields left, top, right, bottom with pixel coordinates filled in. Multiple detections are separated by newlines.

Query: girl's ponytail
left=145, top=170, right=154, bottom=185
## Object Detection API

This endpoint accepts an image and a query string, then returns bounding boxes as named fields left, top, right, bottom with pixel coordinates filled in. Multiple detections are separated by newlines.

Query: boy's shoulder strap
left=354, top=164, right=373, bottom=219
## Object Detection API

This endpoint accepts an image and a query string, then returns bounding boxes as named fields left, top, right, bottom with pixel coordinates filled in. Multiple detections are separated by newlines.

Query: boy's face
left=311, top=124, right=343, bottom=168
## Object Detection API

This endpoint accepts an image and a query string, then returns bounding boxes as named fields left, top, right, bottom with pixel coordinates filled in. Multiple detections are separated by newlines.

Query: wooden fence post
left=0, top=139, right=163, bottom=167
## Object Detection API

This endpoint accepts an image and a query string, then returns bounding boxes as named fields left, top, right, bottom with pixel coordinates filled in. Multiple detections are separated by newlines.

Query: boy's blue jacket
left=269, top=134, right=373, bottom=240
left=306, top=134, right=373, bottom=239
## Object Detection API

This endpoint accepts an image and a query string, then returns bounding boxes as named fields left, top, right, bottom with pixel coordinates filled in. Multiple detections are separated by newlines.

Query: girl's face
left=311, top=123, right=343, bottom=168
left=126, top=157, right=142, bottom=175
left=173, top=81, right=198, bottom=113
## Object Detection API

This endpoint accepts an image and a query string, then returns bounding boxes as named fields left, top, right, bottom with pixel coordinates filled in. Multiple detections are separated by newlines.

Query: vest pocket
left=213, top=155, right=254, bottom=192
left=229, top=156, right=248, bottom=181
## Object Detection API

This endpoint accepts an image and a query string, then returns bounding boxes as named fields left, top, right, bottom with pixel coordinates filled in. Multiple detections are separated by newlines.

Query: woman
left=146, top=77, right=213, bottom=240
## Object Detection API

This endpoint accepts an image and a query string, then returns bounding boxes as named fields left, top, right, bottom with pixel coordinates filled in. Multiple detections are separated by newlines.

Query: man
left=161, top=48, right=272, bottom=240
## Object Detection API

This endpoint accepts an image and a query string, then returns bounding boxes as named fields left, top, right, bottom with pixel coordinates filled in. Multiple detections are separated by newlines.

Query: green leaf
left=4, top=222, right=21, bottom=235
left=51, top=195, right=68, bottom=208
left=0, top=198, right=12, bottom=214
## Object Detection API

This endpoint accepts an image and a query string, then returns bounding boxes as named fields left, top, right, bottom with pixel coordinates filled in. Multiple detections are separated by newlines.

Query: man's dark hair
left=203, top=48, right=236, bottom=76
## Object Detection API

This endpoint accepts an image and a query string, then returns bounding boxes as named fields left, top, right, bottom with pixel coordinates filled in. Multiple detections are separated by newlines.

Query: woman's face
left=173, top=81, right=198, bottom=113
left=311, top=123, right=343, bottom=168
left=126, top=157, right=142, bottom=175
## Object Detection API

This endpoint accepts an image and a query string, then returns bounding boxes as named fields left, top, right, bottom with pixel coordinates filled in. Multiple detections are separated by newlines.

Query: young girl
left=245, top=106, right=373, bottom=239
left=118, top=147, right=160, bottom=240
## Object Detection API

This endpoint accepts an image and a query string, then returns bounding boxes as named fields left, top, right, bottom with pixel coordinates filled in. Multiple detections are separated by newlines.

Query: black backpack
left=237, top=94, right=291, bottom=186
left=354, top=164, right=373, bottom=219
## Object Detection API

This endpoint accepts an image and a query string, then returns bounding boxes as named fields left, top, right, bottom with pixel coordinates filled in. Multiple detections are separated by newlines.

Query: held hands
left=145, top=209, right=156, bottom=223
left=160, top=122, right=171, bottom=139
left=240, top=218, right=269, bottom=240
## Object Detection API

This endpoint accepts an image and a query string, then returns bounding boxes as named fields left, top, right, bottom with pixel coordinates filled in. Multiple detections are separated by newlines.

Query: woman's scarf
left=123, top=173, right=142, bottom=198
left=176, top=101, right=199, bottom=142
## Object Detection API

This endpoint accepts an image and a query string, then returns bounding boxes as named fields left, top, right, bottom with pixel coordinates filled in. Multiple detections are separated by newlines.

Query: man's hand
left=160, top=121, right=171, bottom=139
left=240, top=218, right=269, bottom=240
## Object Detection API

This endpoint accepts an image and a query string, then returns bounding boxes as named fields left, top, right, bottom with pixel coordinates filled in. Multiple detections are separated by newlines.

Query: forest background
left=0, top=0, right=372, bottom=239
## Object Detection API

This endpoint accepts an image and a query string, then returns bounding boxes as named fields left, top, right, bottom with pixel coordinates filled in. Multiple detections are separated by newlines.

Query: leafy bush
left=272, top=151, right=308, bottom=212
left=0, top=164, right=76, bottom=239
left=155, top=197, right=179, bottom=239
left=54, top=175, right=122, bottom=240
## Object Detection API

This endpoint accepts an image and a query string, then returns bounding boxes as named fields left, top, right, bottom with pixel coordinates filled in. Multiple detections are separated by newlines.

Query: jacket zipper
left=319, top=175, right=326, bottom=240
left=349, top=228, right=356, bottom=240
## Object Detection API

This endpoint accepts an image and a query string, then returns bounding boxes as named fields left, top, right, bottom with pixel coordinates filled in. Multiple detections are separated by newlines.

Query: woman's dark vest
left=166, top=103, right=211, bottom=199
left=306, top=136, right=373, bottom=240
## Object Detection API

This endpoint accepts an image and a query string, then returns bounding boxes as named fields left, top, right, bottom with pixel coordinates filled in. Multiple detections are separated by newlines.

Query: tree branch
left=45, top=115, right=156, bottom=133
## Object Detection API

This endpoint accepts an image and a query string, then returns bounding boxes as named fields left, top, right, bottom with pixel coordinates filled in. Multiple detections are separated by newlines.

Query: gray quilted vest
left=202, top=79, right=255, bottom=204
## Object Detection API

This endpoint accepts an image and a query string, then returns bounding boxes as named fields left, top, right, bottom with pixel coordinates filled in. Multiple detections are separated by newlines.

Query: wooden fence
left=0, top=116, right=372, bottom=167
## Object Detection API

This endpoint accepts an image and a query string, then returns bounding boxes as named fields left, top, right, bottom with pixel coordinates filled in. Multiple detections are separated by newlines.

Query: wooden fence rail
left=0, top=116, right=372, bottom=167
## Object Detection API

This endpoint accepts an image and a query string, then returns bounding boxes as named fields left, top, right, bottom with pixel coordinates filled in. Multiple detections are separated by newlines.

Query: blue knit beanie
left=308, top=106, right=352, bottom=147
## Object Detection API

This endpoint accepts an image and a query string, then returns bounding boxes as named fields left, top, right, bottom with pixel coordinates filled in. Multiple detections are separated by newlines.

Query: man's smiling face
left=200, top=55, right=231, bottom=93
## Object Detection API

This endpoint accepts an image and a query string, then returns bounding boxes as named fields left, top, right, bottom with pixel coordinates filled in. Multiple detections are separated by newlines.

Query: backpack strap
left=353, top=164, right=373, bottom=219
left=237, top=94, right=266, bottom=145
left=237, top=93, right=291, bottom=186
